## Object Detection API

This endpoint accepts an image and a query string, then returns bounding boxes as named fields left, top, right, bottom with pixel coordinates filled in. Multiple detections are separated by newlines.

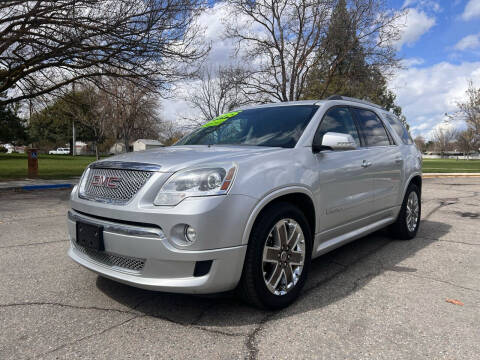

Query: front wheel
left=389, top=183, right=421, bottom=240
left=238, top=202, right=312, bottom=309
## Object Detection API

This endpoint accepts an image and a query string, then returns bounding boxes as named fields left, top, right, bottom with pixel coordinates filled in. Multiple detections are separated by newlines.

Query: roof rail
left=326, top=95, right=385, bottom=110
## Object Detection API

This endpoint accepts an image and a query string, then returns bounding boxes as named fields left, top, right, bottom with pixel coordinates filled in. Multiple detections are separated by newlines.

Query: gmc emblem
left=91, top=175, right=121, bottom=189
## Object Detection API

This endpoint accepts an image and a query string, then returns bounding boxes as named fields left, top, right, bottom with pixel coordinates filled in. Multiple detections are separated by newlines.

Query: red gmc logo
left=91, top=175, right=121, bottom=188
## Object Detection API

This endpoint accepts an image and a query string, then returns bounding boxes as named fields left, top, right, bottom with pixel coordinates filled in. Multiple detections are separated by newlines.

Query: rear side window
left=315, top=107, right=361, bottom=146
left=353, top=109, right=391, bottom=147
left=384, top=113, right=413, bottom=145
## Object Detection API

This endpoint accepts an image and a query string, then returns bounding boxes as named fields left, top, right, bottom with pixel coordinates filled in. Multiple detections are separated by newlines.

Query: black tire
left=389, top=183, right=421, bottom=240
left=238, top=202, right=312, bottom=309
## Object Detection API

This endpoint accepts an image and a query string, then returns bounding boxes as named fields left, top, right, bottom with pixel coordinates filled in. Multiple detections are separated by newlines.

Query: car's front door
left=312, top=106, right=377, bottom=238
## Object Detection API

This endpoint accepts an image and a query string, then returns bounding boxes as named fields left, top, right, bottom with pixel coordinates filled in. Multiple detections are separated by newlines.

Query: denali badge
left=91, top=175, right=121, bottom=188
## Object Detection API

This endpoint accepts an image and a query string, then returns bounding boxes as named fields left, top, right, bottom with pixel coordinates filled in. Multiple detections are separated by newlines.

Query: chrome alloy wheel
left=406, top=191, right=419, bottom=232
left=262, top=219, right=306, bottom=296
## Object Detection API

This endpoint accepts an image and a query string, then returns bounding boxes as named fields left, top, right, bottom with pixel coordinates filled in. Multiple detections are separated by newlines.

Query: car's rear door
left=351, top=108, right=403, bottom=214
left=313, top=106, right=376, bottom=236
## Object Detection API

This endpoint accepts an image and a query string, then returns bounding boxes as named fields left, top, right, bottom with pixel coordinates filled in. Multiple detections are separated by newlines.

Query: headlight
left=77, top=167, right=91, bottom=197
left=154, top=164, right=237, bottom=206
left=70, top=184, right=78, bottom=200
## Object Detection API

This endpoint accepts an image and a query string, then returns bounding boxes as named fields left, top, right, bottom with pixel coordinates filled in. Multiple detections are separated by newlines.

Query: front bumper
left=67, top=210, right=247, bottom=294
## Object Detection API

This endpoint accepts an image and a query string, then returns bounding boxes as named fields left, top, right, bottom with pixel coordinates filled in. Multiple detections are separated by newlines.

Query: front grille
left=80, top=168, right=152, bottom=204
left=75, top=244, right=146, bottom=272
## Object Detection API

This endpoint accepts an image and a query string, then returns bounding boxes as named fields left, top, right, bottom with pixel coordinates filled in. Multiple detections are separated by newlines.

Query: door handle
left=361, top=160, right=372, bottom=168
left=395, top=158, right=403, bottom=164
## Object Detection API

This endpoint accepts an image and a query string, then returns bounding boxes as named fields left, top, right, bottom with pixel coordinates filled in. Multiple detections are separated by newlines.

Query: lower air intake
left=75, top=244, right=145, bottom=272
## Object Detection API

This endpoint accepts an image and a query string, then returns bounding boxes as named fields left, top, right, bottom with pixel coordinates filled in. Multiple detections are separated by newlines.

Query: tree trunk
left=95, top=141, right=99, bottom=160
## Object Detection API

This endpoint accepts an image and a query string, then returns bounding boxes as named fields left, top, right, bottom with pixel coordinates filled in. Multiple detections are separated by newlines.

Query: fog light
left=185, top=226, right=197, bottom=243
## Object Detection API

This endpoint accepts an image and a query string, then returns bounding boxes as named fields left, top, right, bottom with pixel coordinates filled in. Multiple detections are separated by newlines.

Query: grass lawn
left=422, top=158, right=480, bottom=173
left=0, top=153, right=101, bottom=180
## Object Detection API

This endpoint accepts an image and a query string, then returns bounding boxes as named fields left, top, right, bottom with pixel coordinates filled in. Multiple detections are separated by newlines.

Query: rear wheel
left=389, top=183, right=421, bottom=240
left=238, top=202, right=312, bottom=309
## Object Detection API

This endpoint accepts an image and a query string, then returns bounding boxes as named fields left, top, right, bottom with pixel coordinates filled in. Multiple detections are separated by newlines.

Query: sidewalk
left=0, top=178, right=79, bottom=191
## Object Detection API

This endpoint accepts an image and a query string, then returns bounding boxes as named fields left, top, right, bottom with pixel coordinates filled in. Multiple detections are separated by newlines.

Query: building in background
left=1, top=144, right=26, bottom=153
left=109, top=142, right=127, bottom=155
left=74, top=141, right=89, bottom=155
left=132, top=139, right=164, bottom=152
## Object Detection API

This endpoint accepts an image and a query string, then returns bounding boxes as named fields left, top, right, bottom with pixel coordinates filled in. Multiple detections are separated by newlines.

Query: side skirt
left=312, top=207, right=400, bottom=259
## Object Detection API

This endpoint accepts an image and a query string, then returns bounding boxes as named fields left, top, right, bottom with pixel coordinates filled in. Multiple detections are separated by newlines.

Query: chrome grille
left=80, top=168, right=152, bottom=204
left=75, top=244, right=146, bottom=272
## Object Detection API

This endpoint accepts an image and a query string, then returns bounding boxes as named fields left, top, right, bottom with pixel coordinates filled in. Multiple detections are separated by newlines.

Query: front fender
left=240, top=185, right=316, bottom=245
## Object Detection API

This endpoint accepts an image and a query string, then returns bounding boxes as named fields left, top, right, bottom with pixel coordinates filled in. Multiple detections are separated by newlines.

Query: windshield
left=176, top=105, right=319, bottom=148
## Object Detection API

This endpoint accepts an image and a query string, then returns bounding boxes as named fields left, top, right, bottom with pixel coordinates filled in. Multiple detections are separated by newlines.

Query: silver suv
left=68, top=96, right=422, bottom=309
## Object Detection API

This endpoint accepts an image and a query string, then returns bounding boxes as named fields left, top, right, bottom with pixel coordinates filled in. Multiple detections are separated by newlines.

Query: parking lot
left=1, top=178, right=479, bottom=359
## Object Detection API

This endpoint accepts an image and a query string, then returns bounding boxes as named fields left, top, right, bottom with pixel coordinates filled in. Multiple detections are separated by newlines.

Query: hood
left=95, top=145, right=285, bottom=172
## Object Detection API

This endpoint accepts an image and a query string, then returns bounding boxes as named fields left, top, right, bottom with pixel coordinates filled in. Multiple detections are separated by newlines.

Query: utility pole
left=71, top=0, right=76, bottom=157
left=72, top=119, right=76, bottom=156
left=72, top=80, right=76, bottom=157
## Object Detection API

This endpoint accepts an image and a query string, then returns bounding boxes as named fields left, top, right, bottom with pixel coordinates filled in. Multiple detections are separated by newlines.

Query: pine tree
left=303, top=0, right=406, bottom=124
left=0, top=103, right=28, bottom=145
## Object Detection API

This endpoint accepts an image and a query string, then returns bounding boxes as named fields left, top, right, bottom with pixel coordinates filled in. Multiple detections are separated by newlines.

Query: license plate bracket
left=76, top=221, right=104, bottom=251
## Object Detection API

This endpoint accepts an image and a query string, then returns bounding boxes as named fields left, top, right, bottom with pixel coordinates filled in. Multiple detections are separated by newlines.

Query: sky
left=387, top=0, right=480, bottom=138
left=160, top=0, right=480, bottom=140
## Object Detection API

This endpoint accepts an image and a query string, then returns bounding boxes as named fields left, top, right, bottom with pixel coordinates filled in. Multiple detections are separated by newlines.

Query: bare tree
left=413, top=135, right=426, bottom=153
left=456, top=129, right=476, bottom=159
left=431, top=126, right=458, bottom=158
left=158, top=121, right=185, bottom=146
left=225, top=0, right=403, bottom=102
left=62, top=88, right=109, bottom=160
left=0, top=0, right=208, bottom=105
left=100, top=78, right=162, bottom=152
left=457, top=81, right=480, bottom=148
left=185, top=65, right=253, bottom=125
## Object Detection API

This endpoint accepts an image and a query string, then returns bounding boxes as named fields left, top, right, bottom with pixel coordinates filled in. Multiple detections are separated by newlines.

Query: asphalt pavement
left=0, top=178, right=479, bottom=359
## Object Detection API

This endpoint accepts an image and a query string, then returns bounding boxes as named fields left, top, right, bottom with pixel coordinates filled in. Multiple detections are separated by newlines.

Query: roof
left=134, top=139, right=164, bottom=145
left=237, top=100, right=322, bottom=110
left=235, top=96, right=384, bottom=111
left=325, top=95, right=385, bottom=110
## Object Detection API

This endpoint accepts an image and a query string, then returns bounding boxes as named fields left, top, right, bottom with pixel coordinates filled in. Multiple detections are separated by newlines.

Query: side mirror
left=312, top=132, right=357, bottom=153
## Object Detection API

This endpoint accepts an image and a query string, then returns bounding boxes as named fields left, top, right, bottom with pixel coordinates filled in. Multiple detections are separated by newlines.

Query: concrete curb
left=21, top=183, right=74, bottom=190
left=0, top=179, right=78, bottom=192
left=423, top=173, right=480, bottom=178
left=0, top=183, right=75, bottom=192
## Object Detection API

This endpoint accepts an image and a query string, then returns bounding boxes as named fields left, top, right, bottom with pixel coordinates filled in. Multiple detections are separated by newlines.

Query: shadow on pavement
left=96, top=219, right=451, bottom=328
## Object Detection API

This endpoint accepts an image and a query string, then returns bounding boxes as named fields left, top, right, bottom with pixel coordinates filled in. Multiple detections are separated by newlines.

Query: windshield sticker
left=202, top=111, right=242, bottom=128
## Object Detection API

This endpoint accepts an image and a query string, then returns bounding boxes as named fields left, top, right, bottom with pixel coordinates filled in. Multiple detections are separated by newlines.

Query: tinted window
left=176, top=105, right=318, bottom=148
left=314, top=107, right=360, bottom=147
left=353, top=109, right=391, bottom=147
left=384, top=113, right=413, bottom=145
